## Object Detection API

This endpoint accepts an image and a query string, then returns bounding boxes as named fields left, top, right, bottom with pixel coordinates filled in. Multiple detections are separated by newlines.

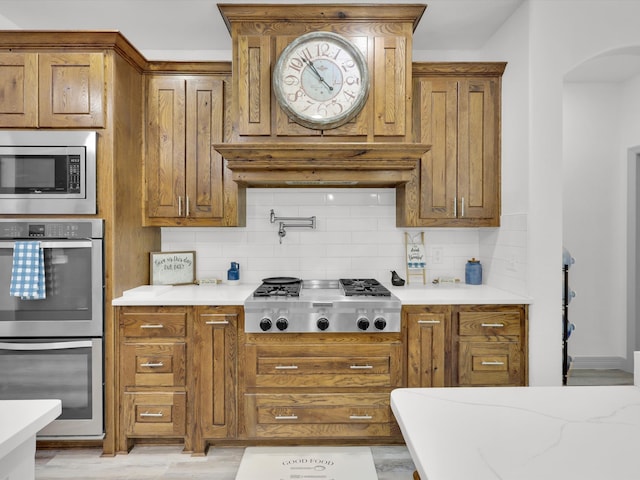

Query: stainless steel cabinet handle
left=140, top=362, right=164, bottom=368
left=350, top=365, right=373, bottom=370
left=481, top=361, right=505, bottom=366
left=140, top=324, right=164, bottom=329
left=178, top=196, right=183, bottom=216
left=274, top=415, right=298, bottom=420
left=205, top=321, right=230, bottom=325
left=186, top=196, right=190, bottom=217
left=418, top=320, right=441, bottom=324
left=461, top=196, right=465, bottom=217
left=349, top=415, right=373, bottom=420
left=481, top=323, right=505, bottom=328
left=453, top=197, right=457, bottom=217
left=274, top=365, right=298, bottom=370
left=140, top=412, right=164, bottom=418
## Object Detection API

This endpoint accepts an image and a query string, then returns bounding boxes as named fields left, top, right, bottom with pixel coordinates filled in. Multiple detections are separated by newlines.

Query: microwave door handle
left=0, top=240, right=93, bottom=249
left=0, top=340, right=93, bottom=350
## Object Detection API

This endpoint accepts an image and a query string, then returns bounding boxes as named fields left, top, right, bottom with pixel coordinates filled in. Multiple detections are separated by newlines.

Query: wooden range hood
left=216, top=142, right=430, bottom=187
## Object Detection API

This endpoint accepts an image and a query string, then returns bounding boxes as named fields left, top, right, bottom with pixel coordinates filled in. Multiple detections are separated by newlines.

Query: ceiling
left=0, top=0, right=638, bottom=82
left=0, top=0, right=525, bottom=59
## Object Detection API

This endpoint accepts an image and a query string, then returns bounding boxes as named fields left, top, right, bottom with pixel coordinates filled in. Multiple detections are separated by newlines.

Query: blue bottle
left=227, top=262, right=240, bottom=283
left=465, top=258, right=482, bottom=285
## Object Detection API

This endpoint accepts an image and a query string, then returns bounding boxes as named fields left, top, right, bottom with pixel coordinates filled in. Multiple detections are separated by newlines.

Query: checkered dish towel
left=9, top=241, right=46, bottom=300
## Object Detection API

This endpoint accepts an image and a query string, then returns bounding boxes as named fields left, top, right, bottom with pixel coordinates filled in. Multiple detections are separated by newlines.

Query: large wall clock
left=273, top=31, right=370, bottom=130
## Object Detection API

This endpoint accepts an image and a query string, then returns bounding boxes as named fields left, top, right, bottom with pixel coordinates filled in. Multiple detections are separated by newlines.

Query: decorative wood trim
left=413, top=62, right=507, bottom=77
left=218, top=4, right=427, bottom=32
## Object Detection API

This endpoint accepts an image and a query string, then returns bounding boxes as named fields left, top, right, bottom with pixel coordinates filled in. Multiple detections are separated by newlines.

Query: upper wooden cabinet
left=397, top=63, right=505, bottom=227
left=219, top=4, right=424, bottom=142
left=144, top=74, right=244, bottom=227
left=0, top=51, right=105, bottom=128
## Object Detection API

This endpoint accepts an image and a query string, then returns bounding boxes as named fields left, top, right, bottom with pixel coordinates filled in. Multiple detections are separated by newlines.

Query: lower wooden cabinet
left=239, top=333, right=404, bottom=442
left=114, top=302, right=527, bottom=453
left=454, top=305, right=528, bottom=386
left=190, top=306, right=239, bottom=454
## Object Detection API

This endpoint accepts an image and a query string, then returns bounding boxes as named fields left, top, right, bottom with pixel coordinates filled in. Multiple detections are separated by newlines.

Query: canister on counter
left=465, top=258, right=482, bottom=285
left=227, top=262, right=240, bottom=284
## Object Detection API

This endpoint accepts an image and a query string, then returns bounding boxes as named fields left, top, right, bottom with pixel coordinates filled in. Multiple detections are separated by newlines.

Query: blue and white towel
left=9, top=241, right=46, bottom=300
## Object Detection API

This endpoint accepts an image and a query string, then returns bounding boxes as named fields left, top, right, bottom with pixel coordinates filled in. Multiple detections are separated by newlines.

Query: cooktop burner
left=253, top=282, right=301, bottom=297
left=339, top=278, right=391, bottom=297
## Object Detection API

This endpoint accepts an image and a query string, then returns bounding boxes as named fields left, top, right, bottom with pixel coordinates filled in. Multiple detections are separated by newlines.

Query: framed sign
left=150, top=251, right=196, bottom=285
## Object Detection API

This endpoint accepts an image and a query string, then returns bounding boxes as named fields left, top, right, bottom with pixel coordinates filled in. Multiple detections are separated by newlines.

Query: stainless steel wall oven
left=0, top=219, right=104, bottom=438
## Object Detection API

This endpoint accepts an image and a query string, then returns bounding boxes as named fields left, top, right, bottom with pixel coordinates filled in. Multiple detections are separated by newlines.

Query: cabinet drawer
left=121, top=342, right=186, bottom=388
left=119, top=309, right=187, bottom=338
left=458, top=312, right=522, bottom=336
left=123, top=392, right=186, bottom=437
left=458, top=342, right=523, bottom=386
left=244, top=393, right=396, bottom=439
left=245, top=344, right=402, bottom=388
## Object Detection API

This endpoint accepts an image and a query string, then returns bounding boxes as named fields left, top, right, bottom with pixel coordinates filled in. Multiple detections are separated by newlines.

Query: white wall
left=563, top=82, right=626, bottom=361
left=526, top=0, right=640, bottom=382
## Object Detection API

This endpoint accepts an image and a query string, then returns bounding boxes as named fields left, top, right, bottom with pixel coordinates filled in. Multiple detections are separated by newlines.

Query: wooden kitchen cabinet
left=453, top=304, right=528, bottom=386
left=190, top=306, right=239, bottom=454
left=0, top=51, right=105, bottom=127
left=116, top=306, right=190, bottom=453
left=398, top=63, right=505, bottom=227
left=405, top=305, right=451, bottom=387
left=145, top=75, right=239, bottom=226
left=239, top=333, right=404, bottom=442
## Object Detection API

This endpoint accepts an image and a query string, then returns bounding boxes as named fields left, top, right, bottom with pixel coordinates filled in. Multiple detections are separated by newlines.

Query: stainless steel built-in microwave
left=0, top=130, right=97, bottom=214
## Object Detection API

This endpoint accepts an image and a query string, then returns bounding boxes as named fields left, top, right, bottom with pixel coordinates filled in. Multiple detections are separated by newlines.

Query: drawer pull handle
left=350, top=365, right=373, bottom=370
left=418, top=320, right=441, bottom=324
left=140, top=362, right=164, bottom=368
left=205, top=321, right=230, bottom=325
left=275, top=365, right=298, bottom=370
left=481, top=323, right=504, bottom=328
left=275, top=415, right=298, bottom=420
left=349, top=415, right=373, bottom=420
left=140, top=324, right=164, bottom=329
left=481, top=361, right=505, bottom=366
left=140, top=412, right=164, bottom=418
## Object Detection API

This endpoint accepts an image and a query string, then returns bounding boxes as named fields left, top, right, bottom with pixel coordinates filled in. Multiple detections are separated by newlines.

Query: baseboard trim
left=570, top=355, right=626, bottom=370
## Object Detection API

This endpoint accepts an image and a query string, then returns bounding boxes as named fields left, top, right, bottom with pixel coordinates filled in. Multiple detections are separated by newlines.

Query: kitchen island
left=391, top=386, right=640, bottom=480
left=0, top=399, right=61, bottom=480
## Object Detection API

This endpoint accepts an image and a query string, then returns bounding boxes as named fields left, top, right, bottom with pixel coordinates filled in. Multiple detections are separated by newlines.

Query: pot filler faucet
left=270, top=209, right=316, bottom=243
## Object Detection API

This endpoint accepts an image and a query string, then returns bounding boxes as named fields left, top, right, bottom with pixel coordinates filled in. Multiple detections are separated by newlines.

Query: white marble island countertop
left=391, top=386, right=640, bottom=480
left=112, top=283, right=530, bottom=306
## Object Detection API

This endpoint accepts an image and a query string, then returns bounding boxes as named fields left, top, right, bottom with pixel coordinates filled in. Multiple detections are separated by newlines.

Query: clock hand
left=301, top=57, right=334, bottom=91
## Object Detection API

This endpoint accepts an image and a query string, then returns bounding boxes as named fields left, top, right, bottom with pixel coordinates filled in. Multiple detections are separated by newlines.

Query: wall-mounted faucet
left=270, top=209, right=316, bottom=243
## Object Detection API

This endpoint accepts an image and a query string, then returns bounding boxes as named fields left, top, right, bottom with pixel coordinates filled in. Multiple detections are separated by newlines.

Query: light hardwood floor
left=35, top=445, right=415, bottom=480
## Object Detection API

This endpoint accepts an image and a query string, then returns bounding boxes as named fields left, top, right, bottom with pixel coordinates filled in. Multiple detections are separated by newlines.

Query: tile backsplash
left=161, top=188, right=527, bottom=294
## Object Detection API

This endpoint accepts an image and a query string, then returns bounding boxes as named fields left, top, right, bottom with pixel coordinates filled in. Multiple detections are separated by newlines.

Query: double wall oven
left=0, top=219, right=104, bottom=438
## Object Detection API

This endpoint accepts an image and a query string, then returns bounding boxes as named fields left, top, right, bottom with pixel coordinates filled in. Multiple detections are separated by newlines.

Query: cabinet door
left=185, top=78, right=224, bottom=219
left=406, top=306, right=449, bottom=387
left=416, top=78, right=458, bottom=220
left=457, top=77, right=500, bottom=221
left=39, top=52, right=105, bottom=127
left=146, top=76, right=187, bottom=218
left=0, top=52, right=38, bottom=127
left=191, top=306, right=239, bottom=453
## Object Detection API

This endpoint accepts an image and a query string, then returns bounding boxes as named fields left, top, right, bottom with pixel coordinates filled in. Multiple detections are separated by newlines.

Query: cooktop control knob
left=317, top=317, right=330, bottom=331
left=357, top=316, right=370, bottom=331
left=259, top=318, right=272, bottom=331
left=374, top=317, right=387, bottom=330
left=276, top=317, right=289, bottom=331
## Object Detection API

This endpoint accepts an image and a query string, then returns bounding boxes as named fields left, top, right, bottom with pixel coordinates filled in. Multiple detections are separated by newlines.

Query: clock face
left=273, top=31, right=370, bottom=130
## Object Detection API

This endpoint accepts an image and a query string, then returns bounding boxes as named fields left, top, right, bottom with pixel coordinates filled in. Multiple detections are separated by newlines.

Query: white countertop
left=0, top=399, right=61, bottom=459
left=391, top=386, right=640, bottom=480
left=112, top=283, right=530, bottom=306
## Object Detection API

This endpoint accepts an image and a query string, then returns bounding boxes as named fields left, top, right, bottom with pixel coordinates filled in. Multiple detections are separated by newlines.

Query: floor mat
left=235, top=446, right=378, bottom=480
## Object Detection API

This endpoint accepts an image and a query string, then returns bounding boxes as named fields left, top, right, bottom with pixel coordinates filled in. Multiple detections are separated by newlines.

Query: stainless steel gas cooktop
left=243, top=278, right=401, bottom=333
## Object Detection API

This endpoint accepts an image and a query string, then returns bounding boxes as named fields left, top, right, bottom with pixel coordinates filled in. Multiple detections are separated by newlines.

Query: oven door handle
left=0, top=240, right=93, bottom=249
left=0, top=340, right=93, bottom=350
